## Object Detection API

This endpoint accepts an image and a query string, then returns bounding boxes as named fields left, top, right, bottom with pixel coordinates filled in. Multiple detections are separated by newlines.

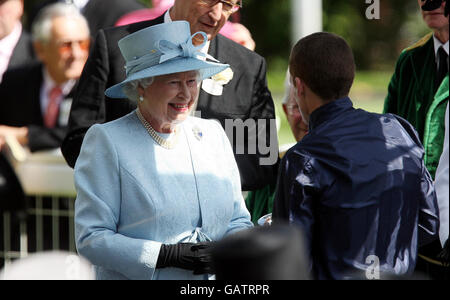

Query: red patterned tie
left=44, top=86, right=63, bottom=128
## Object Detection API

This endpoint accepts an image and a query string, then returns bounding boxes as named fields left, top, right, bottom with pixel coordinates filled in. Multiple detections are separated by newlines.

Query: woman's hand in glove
left=156, top=242, right=215, bottom=274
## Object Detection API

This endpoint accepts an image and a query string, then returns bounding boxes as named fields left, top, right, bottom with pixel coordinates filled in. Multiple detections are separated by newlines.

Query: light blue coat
left=74, top=112, right=253, bottom=280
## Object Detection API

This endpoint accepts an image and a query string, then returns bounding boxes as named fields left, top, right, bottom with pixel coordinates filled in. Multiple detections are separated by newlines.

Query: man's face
left=292, top=77, right=310, bottom=126
left=35, top=16, right=90, bottom=84
left=283, top=90, right=306, bottom=142
left=0, top=0, right=23, bottom=40
left=171, top=0, right=239, bottom=43
left=419, top=0, right=448, bottom=31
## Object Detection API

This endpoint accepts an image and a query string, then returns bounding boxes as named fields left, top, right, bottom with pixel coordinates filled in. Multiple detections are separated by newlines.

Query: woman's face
left=139, top=71, right=200, bottom=133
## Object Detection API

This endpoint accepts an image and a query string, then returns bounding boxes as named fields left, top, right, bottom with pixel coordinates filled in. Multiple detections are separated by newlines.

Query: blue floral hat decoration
left=105, top=21, right=229, bottom=99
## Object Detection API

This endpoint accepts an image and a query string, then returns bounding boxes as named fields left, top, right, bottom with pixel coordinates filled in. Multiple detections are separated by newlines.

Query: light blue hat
left=105, top=21, right=229, bottom=99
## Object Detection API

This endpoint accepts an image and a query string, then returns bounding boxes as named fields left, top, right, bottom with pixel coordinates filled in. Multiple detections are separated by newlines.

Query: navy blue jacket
left=273, top=97, right=439, bottom=280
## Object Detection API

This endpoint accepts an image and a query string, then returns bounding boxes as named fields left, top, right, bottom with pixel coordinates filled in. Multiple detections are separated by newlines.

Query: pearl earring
left=139, top=95, right=144, bottom=102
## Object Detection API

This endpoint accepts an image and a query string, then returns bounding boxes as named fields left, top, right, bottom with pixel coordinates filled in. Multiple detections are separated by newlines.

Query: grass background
left=268, top=67, right=392, bottom=146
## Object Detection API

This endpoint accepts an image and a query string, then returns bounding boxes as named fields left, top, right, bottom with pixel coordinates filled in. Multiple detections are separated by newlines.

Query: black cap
left=212, top=224, right=311, bottom=280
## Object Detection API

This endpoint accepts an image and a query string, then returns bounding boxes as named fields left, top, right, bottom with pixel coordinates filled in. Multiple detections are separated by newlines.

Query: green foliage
left=240, top=0, right=429, bottom=71
left=322, top=0, right=428, bottom=70
left=240, top=0, right=292, bottom=63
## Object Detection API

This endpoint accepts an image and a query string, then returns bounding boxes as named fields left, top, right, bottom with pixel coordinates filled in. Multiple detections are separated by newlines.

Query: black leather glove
left=156, top=242, right=215, bottom=274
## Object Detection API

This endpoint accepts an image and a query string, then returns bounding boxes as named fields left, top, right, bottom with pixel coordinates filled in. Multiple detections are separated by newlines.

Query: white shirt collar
left=433, top=35, right=449, bottom=59
left=0, top=22, right=22, bottom=55
left=164, top=8, right=172, bottom=24
left=164, top=9, right=210, bottom=55
left=40, top=68, right=76, bottom=114
left=67, top=0, right=89, bottom=10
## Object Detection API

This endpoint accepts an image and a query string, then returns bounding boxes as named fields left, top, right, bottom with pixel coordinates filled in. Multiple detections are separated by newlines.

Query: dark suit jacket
left=0, top=152, right=26, bottom=214
left=27, top=0, right=146, bottom=38
left=62, top=14, right=278, bottom=191
left=0, top=63, right=76, bottom=152
left=7, top=30, right=36, bottom=71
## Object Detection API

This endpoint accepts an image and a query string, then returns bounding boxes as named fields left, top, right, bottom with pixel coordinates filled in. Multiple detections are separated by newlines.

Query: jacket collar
left=410, top=36, right=436, bottom=82
left=308, top=97, right=353, bottom=131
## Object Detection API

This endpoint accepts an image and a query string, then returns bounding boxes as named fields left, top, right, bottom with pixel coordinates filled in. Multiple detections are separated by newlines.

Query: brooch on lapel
left=192, top=126, right=203, bottom=141
left=201, top=67, right=234, bottom=96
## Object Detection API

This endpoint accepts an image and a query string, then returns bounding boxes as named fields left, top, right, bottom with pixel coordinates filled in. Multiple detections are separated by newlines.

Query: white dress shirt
left=433, top=35, right=449, bottom=69
left=40, top=69, right=76, bottom=125
left=0, top=22, right=22, bottom=83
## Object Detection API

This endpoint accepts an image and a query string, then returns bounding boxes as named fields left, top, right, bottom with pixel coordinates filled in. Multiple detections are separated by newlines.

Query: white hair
left=122, top=77, right=155, bottom=102
left=31, top=3, right=89, bottom=44
left=282, top=68, right=294, bottom=104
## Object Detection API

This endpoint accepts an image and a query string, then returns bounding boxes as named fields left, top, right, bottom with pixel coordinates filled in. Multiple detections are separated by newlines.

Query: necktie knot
left=44, top=86, right=63, bottom=128
left=49, top=86, right=62, bottom=101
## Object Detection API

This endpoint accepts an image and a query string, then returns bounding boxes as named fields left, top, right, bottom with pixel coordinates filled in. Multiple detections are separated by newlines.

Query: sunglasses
left=199, top=0, right=243, bottom=14
left=421, top=0, right=446, bottom=11
left=56, top=39, right=90, bottom=55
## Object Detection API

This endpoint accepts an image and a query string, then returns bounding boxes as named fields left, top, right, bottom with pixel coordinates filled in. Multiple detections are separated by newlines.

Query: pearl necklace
left=136, top=108, right=179, bottom=149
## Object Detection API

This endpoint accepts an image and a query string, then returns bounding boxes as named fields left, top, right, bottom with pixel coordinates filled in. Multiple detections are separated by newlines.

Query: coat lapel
left=410, top=37, right=436, bottom=92
left=182, top=121, right=214, bottom=236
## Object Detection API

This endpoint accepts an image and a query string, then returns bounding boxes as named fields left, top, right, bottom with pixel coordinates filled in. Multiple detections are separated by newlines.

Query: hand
left=156, top=242, right=215, bottom=274
left=0, top=125, right=29, bottom=150
left=191, top=243, right=215, bottom=275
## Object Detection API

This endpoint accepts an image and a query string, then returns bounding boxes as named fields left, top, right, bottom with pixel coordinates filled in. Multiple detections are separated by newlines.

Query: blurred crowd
left=0, top=0, right=448, bottom=281
left=0, top=0, right=255, bottom=152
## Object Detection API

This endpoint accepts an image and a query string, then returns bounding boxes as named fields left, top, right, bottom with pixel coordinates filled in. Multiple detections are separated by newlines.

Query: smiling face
left=171, top=0, right=237, bottom=44
left=419, top=0, right=448, bottom=31
left=34, top=15, right=90, bottom=84
left=0, top=0, right=23, bottom=40
left=138, top=71, right=200, bottom=133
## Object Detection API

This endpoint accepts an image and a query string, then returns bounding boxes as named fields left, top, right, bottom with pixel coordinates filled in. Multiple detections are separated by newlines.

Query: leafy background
left=23, top=0, right=429, bottom=145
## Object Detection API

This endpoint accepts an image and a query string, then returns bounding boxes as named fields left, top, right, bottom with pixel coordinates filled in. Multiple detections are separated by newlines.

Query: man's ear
left=33, top=41, right=46, bottom=62
left=294, top=77, right=304, bottom=98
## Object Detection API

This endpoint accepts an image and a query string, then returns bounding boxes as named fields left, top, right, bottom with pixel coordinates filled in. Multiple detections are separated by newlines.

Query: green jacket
left=384, top=33, right=449, bottom=178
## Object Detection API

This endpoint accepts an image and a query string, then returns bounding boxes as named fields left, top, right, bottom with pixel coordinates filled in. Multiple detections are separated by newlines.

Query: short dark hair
left=289, top=32, right=355, bottom=101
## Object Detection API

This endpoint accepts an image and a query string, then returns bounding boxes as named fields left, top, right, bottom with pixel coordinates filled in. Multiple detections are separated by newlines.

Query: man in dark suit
left=62, top=0, right=278, bottom=191
left=28, top=0, right=146, bottom=38
left=0, top=3, right=90, bottom=152
left=0, top=0, right=35, bottom=82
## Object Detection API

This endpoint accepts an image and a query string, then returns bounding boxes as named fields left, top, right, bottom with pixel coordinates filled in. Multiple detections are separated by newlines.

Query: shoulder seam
left=405, top=33, right=433, bottom=52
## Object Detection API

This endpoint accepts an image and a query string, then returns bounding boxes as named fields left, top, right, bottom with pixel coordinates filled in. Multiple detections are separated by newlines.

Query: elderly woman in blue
left=74, top=21, right=253, bottom=280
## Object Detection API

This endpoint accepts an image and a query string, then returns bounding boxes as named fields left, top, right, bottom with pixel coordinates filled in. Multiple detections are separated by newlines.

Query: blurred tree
left=322, top=0, right=427, bottom=70
left=23, top=0, right=428, bottom=71
left=240, top=0, right=428, bottom=71
left=239, top=0, right=291, bottom=66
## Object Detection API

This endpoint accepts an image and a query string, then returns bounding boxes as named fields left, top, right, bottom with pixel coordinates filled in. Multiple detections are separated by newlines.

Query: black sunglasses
left=421, top=0, right=446, bottom=11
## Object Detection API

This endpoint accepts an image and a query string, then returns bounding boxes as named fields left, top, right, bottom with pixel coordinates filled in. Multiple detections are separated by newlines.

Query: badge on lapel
left=192, top=126, right=203, bottom=141
left=201, top=67, right=234, bottom=96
